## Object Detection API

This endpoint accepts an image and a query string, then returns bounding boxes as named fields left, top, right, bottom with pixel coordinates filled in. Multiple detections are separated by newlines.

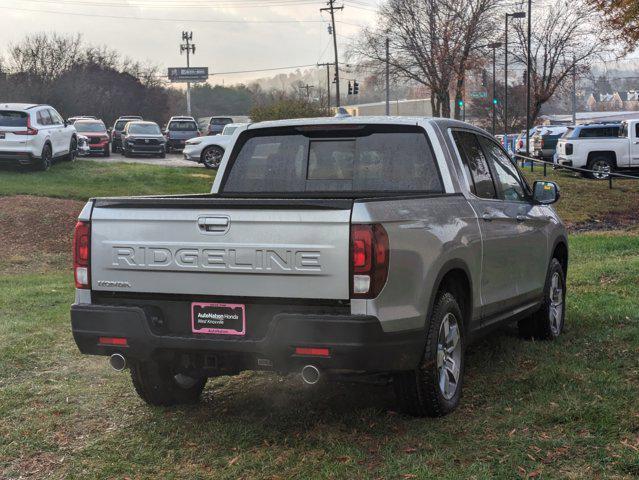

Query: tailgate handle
left=198, top=216, right=230, bottom=234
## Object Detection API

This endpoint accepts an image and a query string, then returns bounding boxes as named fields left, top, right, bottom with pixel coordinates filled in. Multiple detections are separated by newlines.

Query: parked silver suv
left=70, top=117, right=568, bottom=416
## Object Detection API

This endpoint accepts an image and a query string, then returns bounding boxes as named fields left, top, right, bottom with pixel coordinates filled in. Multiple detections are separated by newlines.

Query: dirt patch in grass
left=0, top=195, right=83, bottom=274
left=569, top=209, right=639, bottom=233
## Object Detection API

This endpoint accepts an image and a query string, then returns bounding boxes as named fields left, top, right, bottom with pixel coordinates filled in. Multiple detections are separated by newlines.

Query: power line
left=19, top=0, right=325, bottom=9
left=0, top=4, right=331, bottom=23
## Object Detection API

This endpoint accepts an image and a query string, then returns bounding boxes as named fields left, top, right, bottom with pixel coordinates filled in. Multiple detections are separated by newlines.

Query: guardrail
left=513, top=153, right=639, bottom=190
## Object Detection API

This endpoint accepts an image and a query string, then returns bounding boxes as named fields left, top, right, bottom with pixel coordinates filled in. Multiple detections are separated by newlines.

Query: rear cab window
left=168, top=121, right=198, bottom=131
left=221, top=125, right=443, bottom=197
left=211, top=117, right=233, bottom=126
left=0, top=111, right=28, bottom=127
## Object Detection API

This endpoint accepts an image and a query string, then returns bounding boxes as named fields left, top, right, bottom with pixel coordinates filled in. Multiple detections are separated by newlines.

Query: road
left=77, top=151, right=203, bottom=168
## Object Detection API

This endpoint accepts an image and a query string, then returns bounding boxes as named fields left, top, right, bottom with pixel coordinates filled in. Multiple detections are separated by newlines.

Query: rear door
left=629, top=122, right=639, bottom=167
left=477, top=135, right=549, bottom=307
left=449, top=129, right=520, bottom=316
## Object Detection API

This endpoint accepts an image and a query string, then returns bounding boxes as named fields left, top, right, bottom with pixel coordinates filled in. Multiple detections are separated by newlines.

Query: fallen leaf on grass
left=404, top=447, right=417, bottom=453
left=527, top=469, right=541, bottom=478
left=337, top=456, right=351, bottom=463
left=228, top=455, right=240, bottom=466
left=402, top=474, right=417, bottom=479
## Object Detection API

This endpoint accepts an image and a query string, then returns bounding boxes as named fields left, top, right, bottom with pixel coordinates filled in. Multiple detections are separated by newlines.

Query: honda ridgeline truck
left=71, top=117, right=568, bottom=417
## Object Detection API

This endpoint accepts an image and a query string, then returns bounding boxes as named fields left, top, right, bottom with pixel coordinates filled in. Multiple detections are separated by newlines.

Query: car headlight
left=186, top=138, right=202, bottom=146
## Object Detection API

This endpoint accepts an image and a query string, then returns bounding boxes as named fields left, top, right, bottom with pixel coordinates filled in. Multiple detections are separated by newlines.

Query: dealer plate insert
left=191, top=302, right=246, bottom=336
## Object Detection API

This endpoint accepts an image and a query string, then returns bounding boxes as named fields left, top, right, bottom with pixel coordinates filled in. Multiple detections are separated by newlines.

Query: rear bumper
left=70, top=303, right=423, bottom=374
left=0, top=150, right=38, bottom=164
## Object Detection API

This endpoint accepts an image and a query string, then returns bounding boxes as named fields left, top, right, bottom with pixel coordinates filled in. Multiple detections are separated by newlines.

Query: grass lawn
left=523, top=168, right=639, bottom=226
left=0, top=161, right=215, bottom=201
left=0, top=233, right=637, bottom=479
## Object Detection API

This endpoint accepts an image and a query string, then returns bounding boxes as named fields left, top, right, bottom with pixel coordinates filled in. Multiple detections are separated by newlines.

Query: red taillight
left=15, top=116, right=38, bottom=136
left=98, top=337, right=128, bottom=346
left=350, top=224, right=389, bottom=298
left=294, top=347, right=329, bottom=357
left=73, top=221, right=90, bottom=289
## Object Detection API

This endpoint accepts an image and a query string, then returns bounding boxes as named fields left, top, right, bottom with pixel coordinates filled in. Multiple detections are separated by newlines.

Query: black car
left=121, top=121, right=166, bottom=158
left=111, top=116, right=142, bottom=152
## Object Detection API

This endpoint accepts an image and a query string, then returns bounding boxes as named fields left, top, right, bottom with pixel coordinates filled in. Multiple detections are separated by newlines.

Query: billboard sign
left=168, top=67, right=209, bottom=82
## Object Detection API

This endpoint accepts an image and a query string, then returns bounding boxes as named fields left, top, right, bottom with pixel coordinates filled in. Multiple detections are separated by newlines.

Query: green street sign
left=470, top=91, right=488, bottom=99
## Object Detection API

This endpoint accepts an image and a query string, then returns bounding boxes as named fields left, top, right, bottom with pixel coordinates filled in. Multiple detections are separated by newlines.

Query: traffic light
left=458, top=99, right=464, bottom=108
left=353, top=80, right=359, bottom=94
left=348, top=81, right=353, bottom=95
left=327, top=25, right=333, bottom=35
left=481, top=70, right=488, bottom=88
left=333, top=71, right=337, bottom=84
left=493, top=98, right=498, bottom=105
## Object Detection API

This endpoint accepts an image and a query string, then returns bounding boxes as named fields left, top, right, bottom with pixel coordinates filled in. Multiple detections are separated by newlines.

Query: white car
left=183, top=122, right=246, bottom=169
left=0, top=103, right=78, bottom=171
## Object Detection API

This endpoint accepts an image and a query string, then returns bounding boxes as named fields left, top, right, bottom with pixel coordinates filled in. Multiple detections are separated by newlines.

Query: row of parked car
left=507, top=120, right=639, bottom=179
left=0, top=102, right=241, bottom=171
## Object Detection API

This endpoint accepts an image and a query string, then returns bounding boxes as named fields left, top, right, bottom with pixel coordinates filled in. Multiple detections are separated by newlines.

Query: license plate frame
left=191, top=302, right=246, bottom=336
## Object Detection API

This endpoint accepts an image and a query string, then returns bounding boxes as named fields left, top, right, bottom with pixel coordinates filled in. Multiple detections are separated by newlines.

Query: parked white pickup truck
left=556, top=120, right=639, bottom=179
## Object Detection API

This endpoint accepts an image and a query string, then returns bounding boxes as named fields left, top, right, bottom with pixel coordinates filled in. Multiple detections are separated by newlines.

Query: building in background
left=341, top=98, right=434, bottom=117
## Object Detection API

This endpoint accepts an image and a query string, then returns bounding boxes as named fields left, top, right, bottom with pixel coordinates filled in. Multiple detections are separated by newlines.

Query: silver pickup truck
left=71, top=117, right=568, bottom=417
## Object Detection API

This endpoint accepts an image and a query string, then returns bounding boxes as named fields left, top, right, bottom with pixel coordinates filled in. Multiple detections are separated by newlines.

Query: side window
left=37, top=110, right=52, bottom=126
left=451, top=130, right=497, bottom=199
left=478, top=136, right=528, bottom=202
left=49, top=109, right=63, bottom=125
left=635, top=123, right=639, bottom=138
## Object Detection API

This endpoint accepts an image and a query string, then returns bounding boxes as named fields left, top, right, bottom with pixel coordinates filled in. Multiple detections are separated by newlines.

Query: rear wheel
left=37, top=144, right=52, bottom=171
left=394, top=291, right=465, bottom=417
left=201, top=145, right=224, bottom=169
left=518, top=258, right=566, bottom=340
left=586, top=156, right=613, bottom=179
left=130, top=360, right=207, bottom=406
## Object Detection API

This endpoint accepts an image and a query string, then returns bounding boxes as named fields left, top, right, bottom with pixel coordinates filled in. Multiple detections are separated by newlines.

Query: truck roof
left=248, top=116, right=431, bottom=130
left=0, top=103, right=40, bottom=111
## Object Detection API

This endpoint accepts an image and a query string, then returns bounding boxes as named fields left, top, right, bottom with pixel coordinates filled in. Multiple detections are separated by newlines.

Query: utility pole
left=385, top=37, right=390, bottom=115
left=525, top=0, right=532, bottom=155
left=180, top=31, right=195, bottom=116
left=504, top=12, right=525, bottom=146
left=488, top=42, right=502, bottom=135
left=572, top=55, right=577, bottom=125
left=321, top=0, right=343, bottom=107
left=318, top=62, right=332, bottom=114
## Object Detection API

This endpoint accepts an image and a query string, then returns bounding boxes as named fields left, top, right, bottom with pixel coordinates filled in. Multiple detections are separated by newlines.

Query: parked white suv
left=0, top=103, right=77, bottom=171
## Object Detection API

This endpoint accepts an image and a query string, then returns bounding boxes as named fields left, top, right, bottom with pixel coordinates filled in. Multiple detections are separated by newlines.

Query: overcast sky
left=0, top=0, right=376, bottom=85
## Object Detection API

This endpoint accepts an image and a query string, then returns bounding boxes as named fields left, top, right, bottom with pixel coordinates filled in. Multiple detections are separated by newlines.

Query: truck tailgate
left=90, top=198, right=352, bottom=300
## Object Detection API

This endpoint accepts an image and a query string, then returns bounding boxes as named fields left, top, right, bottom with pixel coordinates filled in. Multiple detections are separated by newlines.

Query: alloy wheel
left=203, top=147, right=223, bottom=168
left=591, top=160, right=611, bottom=179
left=436, top=313, right=462, bottom=400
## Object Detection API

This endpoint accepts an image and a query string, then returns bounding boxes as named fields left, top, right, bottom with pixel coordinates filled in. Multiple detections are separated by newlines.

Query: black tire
left=63, top=136, right=77, bottom=161
left=37, top=144, right=53, bottom=171
left=159, top=148, right=166, bottom=159
left=103, top=144, right=110, bottom=157
left=122, top=148, right=129, bottom=158
left=586, top=156, right=613, bottom=180
left=518, top=258, right=566, bottom=340
left=201, top=145, right=224, bottom=169
left=130, top=360, right=207, bottom=406
left=394, top=291, right=465, bottom=417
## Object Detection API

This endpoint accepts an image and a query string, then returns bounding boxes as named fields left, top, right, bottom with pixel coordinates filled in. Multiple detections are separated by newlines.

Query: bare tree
left=510, top=0, right=613, bottom=123
left=350, top=0, right=499, bottom=118
left=7, top=33, right=83, bottom=80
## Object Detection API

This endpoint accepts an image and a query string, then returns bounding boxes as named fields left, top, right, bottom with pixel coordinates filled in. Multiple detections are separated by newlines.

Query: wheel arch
left=551, top=237, right=569, bottom=277
left=427, top=259, right=474, bottom=334
left=587, top=150, right=617, bottom=168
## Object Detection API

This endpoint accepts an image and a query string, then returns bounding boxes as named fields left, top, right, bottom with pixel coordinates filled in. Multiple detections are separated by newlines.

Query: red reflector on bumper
left=295, top=347, right=329, bottom=357
left=98, top=337, right=128, bottom=346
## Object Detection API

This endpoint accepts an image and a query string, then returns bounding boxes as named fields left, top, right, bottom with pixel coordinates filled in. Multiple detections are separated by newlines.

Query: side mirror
left=533, top=180, right=560, bottom=205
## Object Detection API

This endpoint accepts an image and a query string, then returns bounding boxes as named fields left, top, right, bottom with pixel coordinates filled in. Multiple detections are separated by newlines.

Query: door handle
left=197, top=216, right=230, bottom=233
left=482, top=213, right=493, bottom=221
left=516, top=214, right=526, bottom=222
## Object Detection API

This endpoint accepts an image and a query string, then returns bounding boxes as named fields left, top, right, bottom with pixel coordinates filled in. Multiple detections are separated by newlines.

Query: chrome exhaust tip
left=301, top=365, right=320, bottom=385
left=109, top=353, right=127, bottom=372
